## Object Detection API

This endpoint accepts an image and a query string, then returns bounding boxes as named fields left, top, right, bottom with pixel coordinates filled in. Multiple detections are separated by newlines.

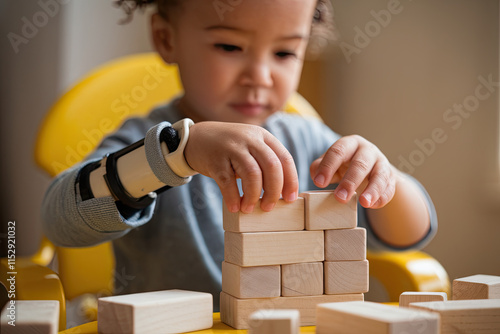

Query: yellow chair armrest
left=30, top=236, right=56, bottom=266
left=367, top=250, right=450, bottom=302
left=0, top=258, right=66, bottom=331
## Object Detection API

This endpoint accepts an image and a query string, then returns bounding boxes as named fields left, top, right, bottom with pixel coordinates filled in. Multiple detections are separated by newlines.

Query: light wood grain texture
left=98, top=290, right=212, bottom=334
left=222, top=261, right=281, bottom=299
left=281, top=262, right=323, bottom=297
left=220, top=291, right=364, bottom=329
left=325, top=227, right=366, bottom=261
left=324, top=260, right=369, bottom=294
left=410, top=299, right=500, bottom=334
left=399, top=292, right=447, bottom=307
left=0, top=300, right=60, bottom=334
left=248, top=309, right=300, bottom=334
left=224, top=231, right=324, bottom=267
left=223, top=198, right=305, bottom=232
left=452, top=274, right=500, bottom=300
left=300, top=191, right=357, bottom=230
left=316, top=301, right=439, bottom=334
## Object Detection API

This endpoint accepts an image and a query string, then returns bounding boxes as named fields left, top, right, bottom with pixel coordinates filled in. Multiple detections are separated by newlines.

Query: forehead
left=179, top=0, right=316, bottom=37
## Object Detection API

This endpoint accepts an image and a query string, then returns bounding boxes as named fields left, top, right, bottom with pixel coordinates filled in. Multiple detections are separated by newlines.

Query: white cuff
left=162, top=118, right=198, bottom=178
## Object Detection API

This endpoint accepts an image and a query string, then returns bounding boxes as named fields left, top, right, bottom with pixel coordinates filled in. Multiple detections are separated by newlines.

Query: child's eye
left=276, top=51, right=297, bottom=59
left=215, top=44, right=242, bottom=52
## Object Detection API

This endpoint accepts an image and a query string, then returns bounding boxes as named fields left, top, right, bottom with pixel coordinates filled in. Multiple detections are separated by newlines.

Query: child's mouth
left=230, top=103, right=267, bottom=116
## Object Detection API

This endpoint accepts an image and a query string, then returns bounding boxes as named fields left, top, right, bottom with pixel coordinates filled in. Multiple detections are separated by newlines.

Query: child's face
left=154, top=0, right=316, bottom=125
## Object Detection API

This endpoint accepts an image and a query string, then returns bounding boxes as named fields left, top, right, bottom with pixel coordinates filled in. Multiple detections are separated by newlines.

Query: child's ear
left=151, top=13, right=176, bottom=64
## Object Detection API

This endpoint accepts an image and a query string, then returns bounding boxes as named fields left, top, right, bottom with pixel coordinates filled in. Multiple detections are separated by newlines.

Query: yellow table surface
left=60, top=312, right=316, bottom=333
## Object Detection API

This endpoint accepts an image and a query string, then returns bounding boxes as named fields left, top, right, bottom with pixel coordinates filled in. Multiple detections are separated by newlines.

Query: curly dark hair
left=115, top=0, right=336, bottom=57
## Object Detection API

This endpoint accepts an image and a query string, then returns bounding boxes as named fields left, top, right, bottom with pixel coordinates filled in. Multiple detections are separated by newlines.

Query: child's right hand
left=184, top=122, right=299, bottom=214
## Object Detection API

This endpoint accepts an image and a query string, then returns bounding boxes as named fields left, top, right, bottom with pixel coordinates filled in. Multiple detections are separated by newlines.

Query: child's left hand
left=309, top=135, right=397, bottom=209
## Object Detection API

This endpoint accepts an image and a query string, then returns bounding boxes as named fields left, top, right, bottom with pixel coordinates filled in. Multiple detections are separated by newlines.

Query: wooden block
left=324, top=260, right=369, bottom=294
left=98, top=290, right=212, bottom=334
left=452, top=274, right=500, bottom=300
left=300, top=190, right=357, bottom=230
left=248, top=309, right=300, bottom=334
left=410, top=299, right=500, bottom=334
left=281, top=262, right=323, bottom=297
left=399, top=292, right=447, bottom=307
left=325, top=227, right=366, bottom=261
left=223, top=198, right=305, bottom=232
left=0, top=300, right=59, bottom=334
left=224, top=231, right=324, bottom=267
left=220, top=291, right=364, bottom=329
left=316, top=301, right=440, bottom=334
left=222, top=261, right=280, bottom=298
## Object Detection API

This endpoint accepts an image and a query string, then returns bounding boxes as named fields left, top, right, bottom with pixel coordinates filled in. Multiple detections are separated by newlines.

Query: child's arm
left=363, top=171, right=431, bottom=248
left=309, top=135, right=431, bottom=248
left=184, top=121, right=299, bottom=214
left=42, top=118, right=297, bottom=247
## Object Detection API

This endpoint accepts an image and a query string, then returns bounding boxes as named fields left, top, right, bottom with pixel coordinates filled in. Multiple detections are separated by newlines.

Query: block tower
left=220, top=190, right=369, bottom=329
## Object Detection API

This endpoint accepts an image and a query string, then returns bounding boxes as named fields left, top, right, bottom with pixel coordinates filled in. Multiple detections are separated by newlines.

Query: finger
left=309, top=155, right=323, bottom=180
left=311, top=156, right=349, bottom=186
left=313, top=137, right=358, bottom=189
left=230, top=154, right=263, bottom=213
left=211, top=161, right=241, bottom=213
left=358, top=160, right=392, bottom=208
left=364, top=164, right=396, bottom=209
left=334, top=145, right=377, bottom=203
left=370, top=181, right=396, bottom=209
left=265, top=136, right=299, bottom=204
left=249, top=145, right=283, bottom=212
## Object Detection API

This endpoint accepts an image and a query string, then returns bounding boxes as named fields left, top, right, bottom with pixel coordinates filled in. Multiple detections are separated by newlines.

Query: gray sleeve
left=41, top=109, right=183, bottom=247
left=41, top=159, right=156, bottom=247
left=358, top=175, right=438, bottom=251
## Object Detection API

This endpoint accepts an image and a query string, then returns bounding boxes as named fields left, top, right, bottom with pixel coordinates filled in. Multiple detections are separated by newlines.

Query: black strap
left=79, top=161, right=101, bottom=201
left=103, top=139, right=156, bottom=209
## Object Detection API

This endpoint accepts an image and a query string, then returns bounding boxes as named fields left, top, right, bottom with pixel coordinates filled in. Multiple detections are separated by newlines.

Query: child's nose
left=239, top=60, right=273, bottom=88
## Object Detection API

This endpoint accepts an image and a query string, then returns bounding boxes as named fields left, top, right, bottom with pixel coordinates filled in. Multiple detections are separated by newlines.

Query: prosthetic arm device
left=78, top=119, right=197, bottom=209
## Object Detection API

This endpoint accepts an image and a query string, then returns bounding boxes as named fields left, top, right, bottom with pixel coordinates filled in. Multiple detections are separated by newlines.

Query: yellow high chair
left=3, top=53, right=449, bottom=332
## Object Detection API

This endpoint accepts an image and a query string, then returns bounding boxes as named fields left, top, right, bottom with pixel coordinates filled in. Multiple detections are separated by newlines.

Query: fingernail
left=286, top=192, right=298, bottom=202
left=362, top=193, right=372, bottom=206
left=230, top=204, right=239, bottom=213
left=336, top=188, right=348, bottom=201
left=263, top=202, right=275, bottom=212
left=243, top=204, right=255, bottom=213
left=315, top=174, right=325, bottom=187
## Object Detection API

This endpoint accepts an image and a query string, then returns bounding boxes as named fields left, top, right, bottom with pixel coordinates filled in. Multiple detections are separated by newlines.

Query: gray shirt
left=41, top=100, right=437, bottom=310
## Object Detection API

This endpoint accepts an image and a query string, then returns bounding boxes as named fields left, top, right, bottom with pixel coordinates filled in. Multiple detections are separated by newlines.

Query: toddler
left=42, top=0, right=437, bottom=310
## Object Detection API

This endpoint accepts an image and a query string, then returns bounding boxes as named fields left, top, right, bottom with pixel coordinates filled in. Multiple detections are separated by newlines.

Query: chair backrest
left=35, top=52, right=321, bottom=300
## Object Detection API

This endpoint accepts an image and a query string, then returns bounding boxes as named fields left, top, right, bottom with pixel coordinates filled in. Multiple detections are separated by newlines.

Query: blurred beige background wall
left=0, top=0, right=499, bottom=284
left=319, top=0, right=500, bottom=282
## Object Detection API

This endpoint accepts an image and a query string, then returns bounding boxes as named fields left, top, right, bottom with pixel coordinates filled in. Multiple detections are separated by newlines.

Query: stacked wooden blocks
left=220, top=190, right=368, bottom=329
